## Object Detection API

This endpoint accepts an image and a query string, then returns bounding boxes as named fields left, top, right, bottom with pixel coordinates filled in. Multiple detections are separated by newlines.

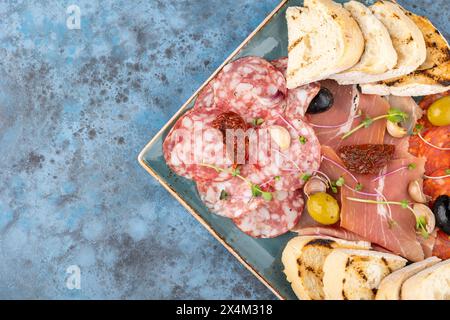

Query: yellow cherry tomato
left=427, top=96, right=450, bottom=126
left=306, top=192, right=340, bottom=225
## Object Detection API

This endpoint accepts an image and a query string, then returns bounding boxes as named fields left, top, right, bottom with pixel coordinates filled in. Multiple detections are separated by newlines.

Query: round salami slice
left=194, top=81, right=216, bottom=110
left=244, top=117, right=321, bottom=191
left=213, top=56, right=286, bottom=123
left=270, top=57, right=321, bottom=118
left=285, top=83, right=321, bottom=119
left=418, top=126, right=450, bottom=175
left=423, top=168, right=450, bottom=202
left=270, top=57, right=288, bottom=76
left=163, top=108, right=232, bottom=182
left=233, top=189, right=304, bottom=238
left=196, top=178, right=256, bottom=219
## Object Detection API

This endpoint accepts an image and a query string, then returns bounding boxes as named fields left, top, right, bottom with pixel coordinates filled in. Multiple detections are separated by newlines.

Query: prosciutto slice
left=318, top=146, right=426, bottom=261
left=340, top=157, right=426, bottom=262
left=307, top=80, right=390, bottom=150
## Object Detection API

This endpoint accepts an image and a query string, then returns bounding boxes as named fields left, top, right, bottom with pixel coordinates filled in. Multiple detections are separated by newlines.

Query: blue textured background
left=0, top=0, right=448, bottom=299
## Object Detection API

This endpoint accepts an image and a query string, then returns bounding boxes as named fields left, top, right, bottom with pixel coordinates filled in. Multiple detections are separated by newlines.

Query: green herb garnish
left=274, top=175, right=281, bottom=181
left=298, top=136, right=307, bottom=144
left=251, top=184, right=272, bottom=201
left=408, top=163, right=417, bottom=171
left=301, top=173, right=312, bottom=182
left=412, top=124, right=424, bottom=136
left=231, top=167, right=241, bottom=177
left=416, top=216, right=429, bottom=239
left=342, top=108, right=408, bottom=140
left=335, top=177, right=345, bottom=187
left=199, top=163, right=272, bottom=202
left=355, top=183, right=363, bottom=192
left=252, top=118, right=264, bottom=126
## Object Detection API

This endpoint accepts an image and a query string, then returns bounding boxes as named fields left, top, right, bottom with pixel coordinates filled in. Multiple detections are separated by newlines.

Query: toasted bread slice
left=323, top=249, right=407, bottom=300
left=330, top=1, right=398, bottom=84
left=351, top=1, right=426, bottom=85
left=376, top=257, right=441, bottom=300
left=361, top=11, right=450, bottom=96
left=286, top=0, right=364, bottom=89
left=401, top=259, right=450, bottom=300
left=282, top=236, right=371, bottom=300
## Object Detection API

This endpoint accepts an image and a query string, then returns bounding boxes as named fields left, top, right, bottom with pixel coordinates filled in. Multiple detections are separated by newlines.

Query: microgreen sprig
left=346, top=197, right=429, bottom=238
left=200, top=163, right=273, bottom=201
left=342, top=108, right=408, bottom=140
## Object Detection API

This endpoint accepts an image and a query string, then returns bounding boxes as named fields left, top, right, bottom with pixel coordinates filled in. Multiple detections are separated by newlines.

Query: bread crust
left=330, top=1, right=398, bottom=84
left=323, top=249, right=407, bottom=300
left=282, top=236, right=371, bottom=300
left=401, top=259, right=450, bottom=300
left=361, top=9, right=450, bottom=96
left=286, top=0, right=364, bottom=89
left=376, top=257, right=441, bottom=300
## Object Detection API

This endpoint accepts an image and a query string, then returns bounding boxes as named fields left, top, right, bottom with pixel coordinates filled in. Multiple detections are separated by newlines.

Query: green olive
left=427, top=96, right=450, bottom=126
left=307, top=192, right=340, bottom=225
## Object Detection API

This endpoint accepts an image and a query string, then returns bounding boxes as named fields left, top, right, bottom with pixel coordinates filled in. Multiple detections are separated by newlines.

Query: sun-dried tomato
left=338, top=144, right=396, bottom=175
left=212, top=112, right=248, bottom=164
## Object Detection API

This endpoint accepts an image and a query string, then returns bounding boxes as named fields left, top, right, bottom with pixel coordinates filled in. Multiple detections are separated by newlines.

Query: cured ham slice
left=318, top=146, right=425, bottom=261
left=294, top=226, right=368, bottom=242
left=385, top=96, right=423, bottom=133
left=341, top=157, right=426, bottom=262
left=306, top=80, right=389, bottom=150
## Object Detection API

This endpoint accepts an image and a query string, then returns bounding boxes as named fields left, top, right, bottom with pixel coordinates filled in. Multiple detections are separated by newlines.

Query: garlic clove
left=408, top=179, right=428, bottom=203
left=386, top=121, right=407, bottom=138
left=304, top=177, right=327, bottom=197
left=412, top=203, right=436, bottom=234
left=269, top=125, right=291, bottom=150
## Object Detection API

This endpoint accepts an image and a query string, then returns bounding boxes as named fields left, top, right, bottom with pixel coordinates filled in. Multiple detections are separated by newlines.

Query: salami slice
left=196, top=178, right=255, bottom=219
left=213, top=56, right=286, bottom=123
left=270, top=57, right=321, bottom=118
left=285, top=83, right=321, bottom=118
left=163, top=108, right=233, bottom=182
left=423, top=168, right=450, bottom=202
left=194, top=82, right=216, bottom=110
left=418, top=126, right=450, bottom=175
left=233, top=189, right=304, bottom=238
left=244, top=117, right=321, bottom=191
left=270, top=57, right=288, bottom=75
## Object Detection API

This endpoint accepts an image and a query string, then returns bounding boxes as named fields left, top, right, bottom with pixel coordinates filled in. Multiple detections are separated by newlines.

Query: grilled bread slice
left=376, top=257, right=441, bottom=300
left=322, top=249, right=407, bottom=300
left=330, top=1, right=397, bottom=85
left=286, top=0, right=364, bottom=89
left=361, top=11, right=450, bottom=96
left=352, top=1, right=426, bottom=85
left=282, top=236, right=371, bottom=300
left=401, top=259, right=450, bottom=300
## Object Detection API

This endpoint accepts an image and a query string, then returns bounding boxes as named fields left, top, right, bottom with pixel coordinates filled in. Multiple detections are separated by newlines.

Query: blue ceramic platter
left=138, top=0, right=429, bottom=299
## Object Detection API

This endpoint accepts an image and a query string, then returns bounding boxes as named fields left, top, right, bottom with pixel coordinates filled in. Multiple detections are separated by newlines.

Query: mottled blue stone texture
left=0, top=0, right=448, bottom=299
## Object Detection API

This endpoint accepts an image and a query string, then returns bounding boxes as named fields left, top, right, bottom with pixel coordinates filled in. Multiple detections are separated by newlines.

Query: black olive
left=306, top=88, right=334, bottom=114
left=433, top=195, right=450, bottom=235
